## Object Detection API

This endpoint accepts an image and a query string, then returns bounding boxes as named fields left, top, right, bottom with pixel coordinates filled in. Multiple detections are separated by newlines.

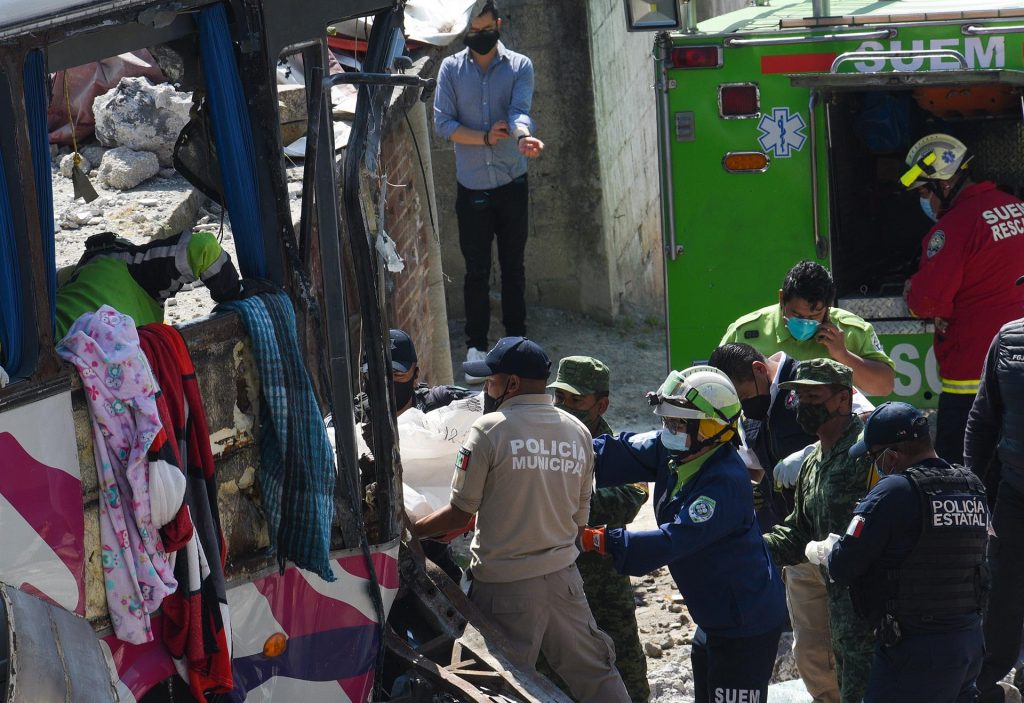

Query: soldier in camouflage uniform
left=763, top=359, right=876, bottom=703
left=537, top=356, right=650, bottom=702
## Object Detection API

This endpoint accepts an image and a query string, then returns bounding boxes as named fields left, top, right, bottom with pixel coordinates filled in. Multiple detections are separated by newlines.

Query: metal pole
left=812, top=0, right=831, bottom=18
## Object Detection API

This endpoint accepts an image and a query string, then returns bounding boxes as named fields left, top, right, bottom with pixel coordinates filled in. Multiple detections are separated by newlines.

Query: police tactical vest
left=884, top=466, right=988, bottom=621
left=995, top=320, right=1024, bottom=475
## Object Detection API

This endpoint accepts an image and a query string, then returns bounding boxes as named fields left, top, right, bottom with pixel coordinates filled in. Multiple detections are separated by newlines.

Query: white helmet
left=650, top=365, right=742, bottom=426
left=900, top=133, right=972, bottom=188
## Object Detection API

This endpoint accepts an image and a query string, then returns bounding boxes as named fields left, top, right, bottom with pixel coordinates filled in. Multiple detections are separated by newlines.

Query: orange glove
left=578, top=526, right=607, bottom=556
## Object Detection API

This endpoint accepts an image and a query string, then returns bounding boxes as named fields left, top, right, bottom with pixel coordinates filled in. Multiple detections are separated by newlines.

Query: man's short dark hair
left=479, top=1, right=500, bottom=20
left=708, top=343, right=767, bottom=384
left=781, top=260, right=836, bottom=308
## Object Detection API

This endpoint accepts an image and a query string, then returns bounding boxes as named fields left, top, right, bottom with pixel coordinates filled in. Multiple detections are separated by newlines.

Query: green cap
left=778, top=358, right=853, bottom=390
left=547, top=356, right=610, bottom=396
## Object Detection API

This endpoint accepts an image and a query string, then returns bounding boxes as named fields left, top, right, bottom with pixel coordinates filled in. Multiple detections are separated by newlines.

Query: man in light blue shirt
left=434, top=0, right=544, bottom=384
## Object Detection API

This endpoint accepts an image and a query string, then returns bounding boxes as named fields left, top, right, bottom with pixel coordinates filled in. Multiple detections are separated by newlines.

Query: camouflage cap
left=777, top=358, right=853, bottom=390
left=547, top=356, right=610, bottom=396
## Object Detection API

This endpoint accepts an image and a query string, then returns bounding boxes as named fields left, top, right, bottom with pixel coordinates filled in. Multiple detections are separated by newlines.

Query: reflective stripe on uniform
left=941, top=378, right=980, bottom=395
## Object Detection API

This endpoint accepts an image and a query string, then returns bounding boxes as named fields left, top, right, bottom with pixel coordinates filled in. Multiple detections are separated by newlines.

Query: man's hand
left=804, top=533, right=841, bottom=567
left=486, top=120, right=510, bottom=145
left=577, top=526, right=607, bottom=555
left=934, top=317, right=950, bottom=334
left=815, top=320, right=847, bottom=359
left=518, top=135, right=544, bottom=158
left=774, top=445, right=813, bottom=489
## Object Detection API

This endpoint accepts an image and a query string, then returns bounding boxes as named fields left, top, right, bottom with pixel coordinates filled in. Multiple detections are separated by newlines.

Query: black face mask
left=484, top=377, right=513, bottom=414
left=742, top=394, right=771, bottom=422
left=795, top=392, right=849, bottom=434
left=393, top=378, right=416, bottom=410
left=465, top=29, right=500, bottom=55
left=740, top=372, right=771, bottom=422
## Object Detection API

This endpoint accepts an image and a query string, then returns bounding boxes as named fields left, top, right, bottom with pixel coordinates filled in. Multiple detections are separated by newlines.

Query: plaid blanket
left=219, top=292, right=336, bottom=581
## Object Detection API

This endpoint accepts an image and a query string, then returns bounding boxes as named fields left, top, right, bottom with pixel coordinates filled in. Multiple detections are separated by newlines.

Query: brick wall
left=380, top=105, right=446, bottom=384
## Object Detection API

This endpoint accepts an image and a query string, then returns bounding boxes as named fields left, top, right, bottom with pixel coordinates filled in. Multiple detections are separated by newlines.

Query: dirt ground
left=447, top=304, right=668, bottom=434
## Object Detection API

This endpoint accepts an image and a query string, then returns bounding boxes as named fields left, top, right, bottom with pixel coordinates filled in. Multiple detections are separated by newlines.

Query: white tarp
left=332, top=0, right=476, bottom=47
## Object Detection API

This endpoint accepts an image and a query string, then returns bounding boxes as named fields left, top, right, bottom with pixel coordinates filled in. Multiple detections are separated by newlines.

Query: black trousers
left=455, top=175, right=528, bottom=351
left=936, top=391, right=977, bottom=466
left=865, top=621, right=983, bottom=702
left=691, top=625, right=783, bottom=703
left=979, top=482, right=1024, bottom=702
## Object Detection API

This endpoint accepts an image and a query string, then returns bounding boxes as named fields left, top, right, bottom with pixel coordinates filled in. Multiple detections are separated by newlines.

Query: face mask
left=919, top=196, right=939, bottom=223
left=660, top=427, right=691, bottom=452
left=465, top=29, right=500, bottom=54
left=872, top=448, right=896, bottom=477
left=796, top=402, right=834, bottom=434
left=786, top=316, right=821, bottom=342
left=556, top=403, right=595, bottom=427
left=393, top=378, right=416, bottom=410
left=484, top=377, right=513, bottom=414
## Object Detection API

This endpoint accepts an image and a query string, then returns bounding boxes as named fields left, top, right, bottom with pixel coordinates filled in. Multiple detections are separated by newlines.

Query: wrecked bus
left=0, top=0, right=567, bottom=701
left=630, top=0, right=1024, bottom=407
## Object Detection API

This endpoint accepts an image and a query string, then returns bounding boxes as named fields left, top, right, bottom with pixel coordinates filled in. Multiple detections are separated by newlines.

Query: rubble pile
left=53, top=75, right=236, bottom=325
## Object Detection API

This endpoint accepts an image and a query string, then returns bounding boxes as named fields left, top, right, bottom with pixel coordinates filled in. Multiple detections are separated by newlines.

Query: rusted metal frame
left=309, top=41, right=363, bottom=550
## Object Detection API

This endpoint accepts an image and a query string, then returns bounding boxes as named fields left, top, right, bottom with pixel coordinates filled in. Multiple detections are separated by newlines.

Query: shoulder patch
left=846, top=515, right=866, bottom=538
left=926, top=230, right=945, bottom=258
left=456, top=447, right=471, bottom=471
left=784, top=389, right=799, bottom=411
left=870, top=333, right=884, bottom=353
left=744, top=330, right=760, bottom=339
left=688, top=495, right=717, bottom=523
left=629, top=430, right=659, bottom=449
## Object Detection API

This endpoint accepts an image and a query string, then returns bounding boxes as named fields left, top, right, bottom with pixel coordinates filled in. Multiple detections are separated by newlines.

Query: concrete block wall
left=586, top=0, right=665, bottom=316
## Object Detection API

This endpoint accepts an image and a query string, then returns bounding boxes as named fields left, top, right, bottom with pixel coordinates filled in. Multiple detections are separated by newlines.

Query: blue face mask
left=786, top=316, right=820, bottom=342
left=920, top=197, right=938, bottom=223
left=660, top=427, right=690, bottom=452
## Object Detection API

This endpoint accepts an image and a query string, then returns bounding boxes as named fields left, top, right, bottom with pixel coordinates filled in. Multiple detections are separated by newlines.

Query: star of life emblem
left=757, top=107, right=807, bottom=158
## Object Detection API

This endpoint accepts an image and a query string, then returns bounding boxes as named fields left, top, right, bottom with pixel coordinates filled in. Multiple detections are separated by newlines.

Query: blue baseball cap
left=362, top=329, right=417, bottom=373
left=463, top=336, right=551, bottom=380
left=849, top=401, right=929, bottom=458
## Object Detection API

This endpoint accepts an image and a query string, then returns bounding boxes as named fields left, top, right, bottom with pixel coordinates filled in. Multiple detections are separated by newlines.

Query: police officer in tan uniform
left=413, top=337, right=630, bottom=703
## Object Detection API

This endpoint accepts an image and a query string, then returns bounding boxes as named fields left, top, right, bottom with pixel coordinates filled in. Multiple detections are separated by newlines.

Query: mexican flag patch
left=456, top=447, right=471, bottom=471
left=846, top=515, right=866, bottom=538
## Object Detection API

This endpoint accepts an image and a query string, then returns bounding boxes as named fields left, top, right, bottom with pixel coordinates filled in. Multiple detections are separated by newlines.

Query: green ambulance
left=627, top=0, right=1024, bottom=406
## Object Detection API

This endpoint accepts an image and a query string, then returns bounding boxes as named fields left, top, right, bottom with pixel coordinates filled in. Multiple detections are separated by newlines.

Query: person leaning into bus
left=901, top=134, right=1024, bottom=466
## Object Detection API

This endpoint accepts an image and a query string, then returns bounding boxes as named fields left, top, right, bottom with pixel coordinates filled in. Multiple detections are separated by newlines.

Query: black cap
left=362, top=329, right=417, bottom=373
left=463, top=336, right=551, bottom=380
left=849, top=401, right=929, bottom=458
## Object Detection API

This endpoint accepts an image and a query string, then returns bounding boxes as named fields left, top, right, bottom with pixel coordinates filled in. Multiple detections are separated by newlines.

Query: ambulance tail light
left=723, top=152, right=769, bottom=173
left=719, top=84, right=759, bottom=118
left=669, top=46, right=722, bottom=69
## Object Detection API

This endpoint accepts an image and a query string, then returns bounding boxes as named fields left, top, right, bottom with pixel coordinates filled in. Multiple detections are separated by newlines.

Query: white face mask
left=660, top=427, right=690, bottom=452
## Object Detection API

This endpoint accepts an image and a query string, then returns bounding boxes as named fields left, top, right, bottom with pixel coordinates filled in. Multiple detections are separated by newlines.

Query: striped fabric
left=220, top=292, right=336, bottom=581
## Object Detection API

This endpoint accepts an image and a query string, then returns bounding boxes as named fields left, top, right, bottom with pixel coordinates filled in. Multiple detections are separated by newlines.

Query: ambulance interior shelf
left=815, top=84, right=1024, bottom=315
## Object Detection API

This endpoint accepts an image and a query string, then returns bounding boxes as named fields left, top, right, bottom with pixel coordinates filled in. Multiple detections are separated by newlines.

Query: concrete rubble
left=97, top=146, right=160, bottom=190
left=93, top=76, right=191, bottom=166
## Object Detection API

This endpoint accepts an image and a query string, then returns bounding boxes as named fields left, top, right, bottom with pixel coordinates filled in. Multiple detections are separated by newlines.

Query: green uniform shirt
left=764, top=416, right=875, bottom=567
left=56, top=258, right=164, bottom=337
left=720, top=304, right=894, bottom=370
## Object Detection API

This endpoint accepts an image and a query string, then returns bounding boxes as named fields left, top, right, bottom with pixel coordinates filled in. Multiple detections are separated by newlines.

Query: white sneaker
left=464, top=347, right=488, bottom=385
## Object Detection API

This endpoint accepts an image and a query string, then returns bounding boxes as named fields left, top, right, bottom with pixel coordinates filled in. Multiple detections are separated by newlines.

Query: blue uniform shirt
left=828, top=458, right=984, bottom=634
left=433, top=43, right=535, bottom=190
left=594, top=431, right=787, bottom=638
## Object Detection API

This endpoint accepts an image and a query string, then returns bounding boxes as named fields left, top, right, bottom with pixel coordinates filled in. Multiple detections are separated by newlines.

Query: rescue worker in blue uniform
left=578, top=366, right=787, bottom=703
left=810, top=401, right=989, bottom=702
